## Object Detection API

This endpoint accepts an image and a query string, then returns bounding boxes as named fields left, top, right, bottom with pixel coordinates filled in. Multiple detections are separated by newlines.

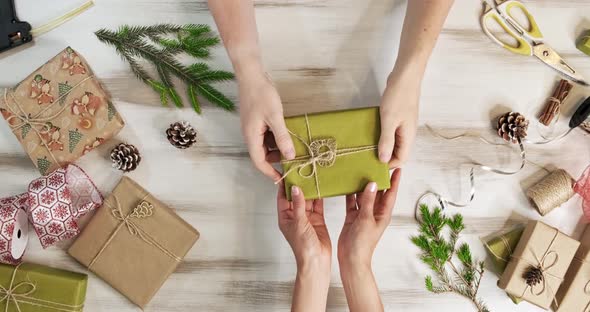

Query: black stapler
left=0, top=0, right=32, bottom=53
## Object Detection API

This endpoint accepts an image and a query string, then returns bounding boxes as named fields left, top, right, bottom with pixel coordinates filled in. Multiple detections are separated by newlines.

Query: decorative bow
left=575, top=165, right=590, bottom=222
left=0, top=165, right=102, bottom=264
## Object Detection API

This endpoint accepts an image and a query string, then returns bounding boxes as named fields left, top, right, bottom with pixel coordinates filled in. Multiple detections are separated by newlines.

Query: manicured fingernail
left=379, top=152, right=389, bottom=163
left=285, top=149, right=295, bottom=160
left=292, top=186, right=300, bottom=196
left=368, top=182, right=377, bottom=193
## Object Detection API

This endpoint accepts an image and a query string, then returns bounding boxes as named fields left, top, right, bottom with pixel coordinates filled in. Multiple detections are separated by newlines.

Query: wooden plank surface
left=1, top=0, right=590, bottom=311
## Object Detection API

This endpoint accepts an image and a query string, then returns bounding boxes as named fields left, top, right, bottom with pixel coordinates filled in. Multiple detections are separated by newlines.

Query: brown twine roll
left=526, top=169, right=575, bottom=216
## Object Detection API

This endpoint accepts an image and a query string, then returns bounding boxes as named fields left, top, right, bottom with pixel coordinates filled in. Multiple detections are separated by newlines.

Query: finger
left=276, top=181, right=290, bottom=216
left=313, top=199, right=324, bottom=215
left=345, top=194, right=357, bottom=214
left=268, top=116, right=296, bottom=160
left=246, top=132, right=281, bottom=181
left=291, top=186, right=306, bottom=218
left=378, top=121, right=396, bottom=164
left=358, top=182, right=378, bottom=220
left=380, top=169, right=402, bottom=218
left=305, top=200, right=313, bottom=213
left=389, top=125, right=415, bottom=169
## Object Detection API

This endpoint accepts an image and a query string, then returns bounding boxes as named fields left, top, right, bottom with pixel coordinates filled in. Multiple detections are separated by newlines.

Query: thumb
left=358, top=182, right=377, bottom=220
left=291, top=186, right=306, bottom=218
left=378, top=123, right=395, bottom=164
left=268, top=116, right=296, bottom=160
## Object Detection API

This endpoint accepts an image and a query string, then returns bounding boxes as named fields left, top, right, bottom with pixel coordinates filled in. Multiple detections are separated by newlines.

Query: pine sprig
left=411, top=205, right=489, bottom=312
left=95, top=24, right=235, bottom=114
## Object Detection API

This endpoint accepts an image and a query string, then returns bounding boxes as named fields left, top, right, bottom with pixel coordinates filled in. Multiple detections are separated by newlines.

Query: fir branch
left=95, top=23, right=235, bottom=114
left=411, top=205, right=489, bottom=312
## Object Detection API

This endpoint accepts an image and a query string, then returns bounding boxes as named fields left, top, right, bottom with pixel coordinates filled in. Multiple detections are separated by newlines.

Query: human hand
left=338, top=169, right=402, bottom=268
left=378, top=69, right=421, bottom=168
left=238, top=68, right=295, bottom=181
left=277, top=183, right=332, bottom=273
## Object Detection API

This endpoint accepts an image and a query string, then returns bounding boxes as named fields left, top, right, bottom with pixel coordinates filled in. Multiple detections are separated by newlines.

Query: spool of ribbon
left=87, top=195, right=182, bottom=269
left=0, top=165, right=102, bottom=265
left=2, top=76, right=94, bottom=172
left=276, top=114, right=377, bottom=198
left=0, top=263, right=84, bottom=312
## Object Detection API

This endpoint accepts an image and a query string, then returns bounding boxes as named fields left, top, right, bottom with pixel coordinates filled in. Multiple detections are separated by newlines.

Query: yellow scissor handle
left=503, top=1, right=543, bottom=40
left=482, top=10, right=532, bottom=56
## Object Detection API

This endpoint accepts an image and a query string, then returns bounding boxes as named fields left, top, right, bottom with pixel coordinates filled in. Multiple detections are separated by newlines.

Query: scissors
left=481, top=0, right=588, bottom=86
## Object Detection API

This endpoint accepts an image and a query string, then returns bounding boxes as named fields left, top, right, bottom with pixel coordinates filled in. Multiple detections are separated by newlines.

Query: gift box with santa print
left=0, top=47, right=125, bottom=175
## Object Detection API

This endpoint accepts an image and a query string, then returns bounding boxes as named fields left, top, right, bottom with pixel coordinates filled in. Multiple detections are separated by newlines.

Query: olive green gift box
left=281, top=107, right=390, bottom=200
left=0, top=262, right=87, bottom=312
left=483, top=226, right=524, bottom=304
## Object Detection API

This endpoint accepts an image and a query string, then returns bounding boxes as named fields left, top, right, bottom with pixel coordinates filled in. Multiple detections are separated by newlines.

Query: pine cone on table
left=166, top=121, right=197, bottom=149
left=523, top=266, right=544, bottom=287
left=110, top=143, right=141, bottom=172
left=497, top=111, right=529, bottom=143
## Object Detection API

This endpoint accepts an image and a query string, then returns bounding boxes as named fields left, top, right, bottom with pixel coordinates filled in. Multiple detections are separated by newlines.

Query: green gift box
left=0, top=262, right=87, bottom=312
left=483, top=226, right=524, bottom=304
left=281, top=107, right=390, bottom=200
left=577, top=30, right=590, bottom=56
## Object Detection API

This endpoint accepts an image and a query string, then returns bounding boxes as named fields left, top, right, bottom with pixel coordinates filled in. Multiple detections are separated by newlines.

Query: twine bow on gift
left=513, top=229, right=562, bottom=308
left=276, top=114, right=378, bottom=198
left=88, top=196, right=182, bottom=269
left=2, top=76, right=93, bottom=169
left=0, top=164, right=102, bottom=264
left=0, top=264, right=83, bottom=312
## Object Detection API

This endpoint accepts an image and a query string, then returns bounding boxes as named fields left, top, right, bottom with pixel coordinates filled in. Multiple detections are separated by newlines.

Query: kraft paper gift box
left=498, top=221, right=580, bottom=310
left=68, top=176, right=199, bottom=308
left=483, top=226, right=524, bottom=304
left=0, top=262, right=87, bottom=312
left=578, top=30, right=590, bottom=56
left=0, top=47, right=125, bottom=175
left=555, top=225, right=590, bottom=311
left=281, top=107, right=390, bottom=200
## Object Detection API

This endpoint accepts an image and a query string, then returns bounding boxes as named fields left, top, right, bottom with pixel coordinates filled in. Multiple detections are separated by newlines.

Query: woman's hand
left=378, top=71, right=420, bottom=169
left=337, top=170, right=402, bottom=312
left=238, top=69, right=295, bottom=181
left=277, top=184, right=331, bottom=312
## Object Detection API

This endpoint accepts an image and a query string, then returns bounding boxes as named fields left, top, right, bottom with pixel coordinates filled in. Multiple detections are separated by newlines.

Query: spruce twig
left=411, top=205, right=490, bottom=312
left=95, top=24, right=235, bottom=114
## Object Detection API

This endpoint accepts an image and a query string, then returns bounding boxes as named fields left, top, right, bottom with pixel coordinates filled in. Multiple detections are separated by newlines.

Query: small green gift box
left=280, top=107, right=390, bottom=200
left=483, top=226, right=524, bottom=304
left=0, top=262, right=87, bottom=312
left=577, top=30, right=590, bottom=56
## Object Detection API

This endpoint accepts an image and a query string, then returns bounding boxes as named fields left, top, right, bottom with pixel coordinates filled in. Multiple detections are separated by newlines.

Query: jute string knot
left=276, top=114, right=377, bottom=198
left=2, top=76, right=94, bottom=167
left=0, top=263, right=83, bottom=312
left=88, top=195, right=182, bottom=269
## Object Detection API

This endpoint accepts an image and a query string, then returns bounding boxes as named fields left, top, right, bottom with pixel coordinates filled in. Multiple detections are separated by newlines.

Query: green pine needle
left=411, top=205, right=488, bottom=312
left=95, top=23, right=235, bottom=114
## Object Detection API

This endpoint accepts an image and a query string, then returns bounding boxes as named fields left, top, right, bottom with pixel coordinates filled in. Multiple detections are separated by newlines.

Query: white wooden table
left=1, top=0, right=590, bottom=311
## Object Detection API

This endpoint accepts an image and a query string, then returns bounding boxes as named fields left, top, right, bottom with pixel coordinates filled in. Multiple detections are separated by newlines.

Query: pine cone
left=110, top=143, right=141, bottom=172
left=497, top=111, right=529, bottom=143
left=523, top=266, right=544, bottom=287
left=166, top=121, right=197, bottom=149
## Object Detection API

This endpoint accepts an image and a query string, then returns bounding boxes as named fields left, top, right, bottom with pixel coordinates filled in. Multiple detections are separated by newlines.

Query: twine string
left=2, top=76, right=94, bottom=168
left=513, top=230, right=562, bottom=308
left=0, top=263, right=84, bottom=312
left=276, top=114, right=377, bottom=198
left=482, top=233, right=514, bottom=263
left=527, top=169, right=575, bottom=216
left=88, top=194, right=182, bottom=269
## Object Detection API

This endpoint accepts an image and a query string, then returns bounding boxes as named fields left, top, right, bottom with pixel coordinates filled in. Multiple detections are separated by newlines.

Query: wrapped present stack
left=280, top=107, right=390, bottom=200
left=555, top=225, right=590, bottom=311
left=0, top=47, right=125, bottom=175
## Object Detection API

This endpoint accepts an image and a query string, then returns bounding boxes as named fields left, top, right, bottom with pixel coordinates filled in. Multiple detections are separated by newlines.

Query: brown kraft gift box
left=498, top=220, right=579, bottom=310
left=555, top=225, right=590, bottom=311
left=68, top=176, right=199, bottom=308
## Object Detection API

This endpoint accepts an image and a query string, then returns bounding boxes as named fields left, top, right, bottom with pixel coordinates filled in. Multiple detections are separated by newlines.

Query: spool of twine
left=526, top=169, right=575, bottom=216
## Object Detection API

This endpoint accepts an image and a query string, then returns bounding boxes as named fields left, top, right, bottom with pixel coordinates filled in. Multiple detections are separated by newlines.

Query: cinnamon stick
left=539, top=79, right=573, bottom=126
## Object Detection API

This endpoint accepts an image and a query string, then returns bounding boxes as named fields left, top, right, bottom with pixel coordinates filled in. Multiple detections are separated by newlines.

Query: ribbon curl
left=0, top=165, right=102, bottom=265
left=276, top=114, right=377, bottom=198
left=575, top=165, right=590, bottom=222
